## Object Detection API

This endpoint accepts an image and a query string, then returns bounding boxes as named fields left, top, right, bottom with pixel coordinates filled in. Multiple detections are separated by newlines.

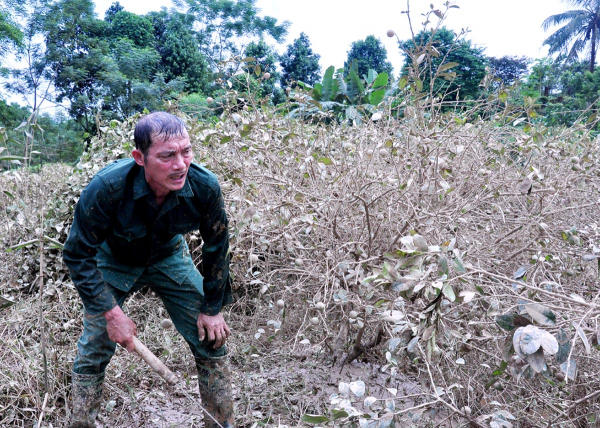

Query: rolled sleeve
left=198, top=185, right=232, bottom=315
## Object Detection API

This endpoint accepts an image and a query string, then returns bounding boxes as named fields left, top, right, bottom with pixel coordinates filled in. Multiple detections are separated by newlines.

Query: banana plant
left=289, top=60, right=393, bottom=124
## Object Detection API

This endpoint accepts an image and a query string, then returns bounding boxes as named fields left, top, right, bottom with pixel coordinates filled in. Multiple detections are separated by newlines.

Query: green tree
left=43, top=0, right=109, bottom=133
left=489, top=56, right=530, bottom=86
left=542, top=0, right=600, bottom=72
left=4, top=0, right=53, bottom=113
left=109, top=10, right=154, bottom=48
left=0, top=0, right=25, bottom=62
left=522, top=58, right=560, bottom=101
left=244, top=39, right=281, bottom=102
left=99, top=38, right=167, bottom=120
left=344, top=35, right=393, bottom=79
left=103, top=1, right=124, bottom=23
left=400, top=27, right=488, bottom=100
left=149, top=10, right=210, bottom=94
left=183, top=0, right=289, bottom=66
left=280, top=32, right=321, bottom=87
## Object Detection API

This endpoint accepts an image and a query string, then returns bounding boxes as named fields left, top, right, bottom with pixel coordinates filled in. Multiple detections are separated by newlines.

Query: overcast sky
left=2, top=0, right=571, bottom=111
left=94, top=0, right=568, bottom=73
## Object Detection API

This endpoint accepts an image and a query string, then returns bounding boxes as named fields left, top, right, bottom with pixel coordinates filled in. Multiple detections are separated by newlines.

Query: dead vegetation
left=2, top=96, right=600, bottom=427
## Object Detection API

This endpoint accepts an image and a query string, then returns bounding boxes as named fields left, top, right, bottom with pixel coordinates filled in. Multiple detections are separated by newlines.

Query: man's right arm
left=63, top=176, right=138, bottom=352
left=63, top=179, right=119, bottom=315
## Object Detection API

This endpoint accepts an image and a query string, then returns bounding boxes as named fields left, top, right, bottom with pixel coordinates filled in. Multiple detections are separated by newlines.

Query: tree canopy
left=400, top=27, right=488, bottom=100
left=182, top=0, right=289, bottom=67
left=344, top=35, right=393, bottom=79
left=489, top=56, right=530, bottom=86
left=279, top=32, right=321, bottom=87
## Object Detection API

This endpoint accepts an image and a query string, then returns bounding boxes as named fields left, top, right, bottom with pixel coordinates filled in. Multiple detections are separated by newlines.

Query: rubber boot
left=69, top=372, right=104, bottom=428
left=196, top=357, right=234, bottom=428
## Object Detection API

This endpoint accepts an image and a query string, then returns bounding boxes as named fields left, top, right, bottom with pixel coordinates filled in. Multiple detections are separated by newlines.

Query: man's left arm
left=197, top=183, right=233, bottom=347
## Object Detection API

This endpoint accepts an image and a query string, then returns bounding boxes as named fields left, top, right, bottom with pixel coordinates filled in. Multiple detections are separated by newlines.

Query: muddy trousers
left=69, top=372, right=104, bottom=428
left=69, top=361, right=234, bottom=428
left=70, top=265, right=232, bottom=427
left=196, top=357, right=235, bottom=428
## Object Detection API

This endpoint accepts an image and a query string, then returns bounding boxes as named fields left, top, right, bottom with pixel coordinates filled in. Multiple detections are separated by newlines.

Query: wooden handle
left=132, top=336, right=180, bottom=386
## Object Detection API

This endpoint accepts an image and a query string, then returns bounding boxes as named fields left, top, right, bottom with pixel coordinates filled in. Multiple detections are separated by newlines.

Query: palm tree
left=542, top=0, right=600, bottom=72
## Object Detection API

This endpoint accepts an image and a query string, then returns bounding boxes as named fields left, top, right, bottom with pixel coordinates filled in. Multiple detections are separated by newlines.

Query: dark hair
left=134, top=112, right=187, bottom=155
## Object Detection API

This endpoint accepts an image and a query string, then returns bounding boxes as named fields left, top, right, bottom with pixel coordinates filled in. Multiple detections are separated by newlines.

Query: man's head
left=134, top=112, right=187, bottom=156
left=132, top=112, right=193, bottom=201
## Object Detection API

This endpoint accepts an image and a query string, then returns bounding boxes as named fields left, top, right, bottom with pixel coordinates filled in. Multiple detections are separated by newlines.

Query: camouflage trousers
left=70, top=251, right=233, bottom=426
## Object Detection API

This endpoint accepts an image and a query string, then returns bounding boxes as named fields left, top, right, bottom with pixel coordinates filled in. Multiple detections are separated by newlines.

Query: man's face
left=133, top=131, right=193, bottom=200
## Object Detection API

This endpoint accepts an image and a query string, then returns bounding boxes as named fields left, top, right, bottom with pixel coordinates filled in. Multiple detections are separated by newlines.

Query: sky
left=94, top=0, right=568, bottom=73
left=2, top=0, right=571, bottom=112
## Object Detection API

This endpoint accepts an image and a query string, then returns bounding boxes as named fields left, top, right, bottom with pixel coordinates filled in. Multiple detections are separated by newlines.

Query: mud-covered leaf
left=555, top=329, right=571, bottom=364
left=459, top=290, right=475, bottom=303
left=339, top=382, right=350, bottom=397
left=450, top=253, right=465, bottom=273
left=560, top=360, right=577, bottom=380
left=349, top=381, right=366, bottom=397
left=442, top=283, right=456, bottom=302
left=540, top=331, right=559, bottom=355
left=0, top=295, right=16, bottom=311
left=527, top=347, right=547, bottom=373
left=573, top=322, right=591, bottom=355
left=502, top=333, right=515, bottom=362
left=438, top=255, right=449, bottom=276
left=407, top=336, right=420, bottom=359
left=495, top=313, right=531, bottom=331
left=513, top=266, right=528, bottom=280
left=496, top=314, right=517, bottom=331
left=518, top=176, right=533, bottom=195
left=422, top=325, right=435, bottom=342
left=363, top=397, right=377, bottom=408
left=569, top=293, right=587, bottom=304
left=518, top=325, right=543, bottom=355
left=525, top=303, right=556, bottom=326
left=513, top=327, right=526, bottom=358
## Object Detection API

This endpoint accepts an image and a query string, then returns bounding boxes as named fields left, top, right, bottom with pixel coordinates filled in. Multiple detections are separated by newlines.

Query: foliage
left=344, top=35, right=393, bottom=79
left=3, top=0, right=53, bottom=114
left=488, top=55, right=530, bottom=86
left=183, top=0, right=289, bottom=67
left=522, top=58, right=561, bottom=102
left=103, top=1, right=124, bottom=24
left=0, top=9, right=23, bottom=60
left=0, top=101, right=84, bottom=166
left=109, top=10, right=155, bottom=49
left=99, top=39, right=179, bottom=121
left=243, top=39, right=282, bottom=103
left=400, top=27, right=488, bottom=101
left=5, top=4, right=600, bottom=428
left=43, top=0, right=110, bottom=133
left=290, top=62, right=392, bottom=124
left=149, top=10, right=211, bottom=94
left=542, top=0, right=600, bottom=72
left=4, top=80, right=600, bottom=425
left=279, top=32, right=321, bottom=87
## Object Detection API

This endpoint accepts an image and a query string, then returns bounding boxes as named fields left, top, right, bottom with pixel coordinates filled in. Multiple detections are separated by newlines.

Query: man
left=63, top=112, right=234, bottom=427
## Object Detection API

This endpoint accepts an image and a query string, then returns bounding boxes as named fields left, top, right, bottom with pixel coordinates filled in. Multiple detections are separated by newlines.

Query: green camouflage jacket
left=63, top=158, right=232, bottom=316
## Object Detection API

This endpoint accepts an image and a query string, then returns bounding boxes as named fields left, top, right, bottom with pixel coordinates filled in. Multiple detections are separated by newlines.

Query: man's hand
left=197, top=313, right=230, bottom=349
left=104, top=305, right=137, bottom=352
